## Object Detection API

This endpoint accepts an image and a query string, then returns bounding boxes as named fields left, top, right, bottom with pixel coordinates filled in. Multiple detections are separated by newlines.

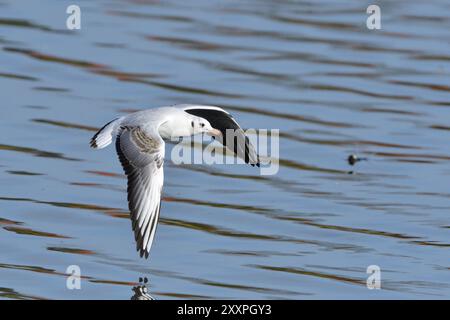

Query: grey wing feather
left=116, top=126, right=164, bottom=259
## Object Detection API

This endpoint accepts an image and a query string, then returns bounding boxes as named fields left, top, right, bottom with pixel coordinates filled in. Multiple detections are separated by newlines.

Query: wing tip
left=89, top=138, right=98, bottom=149
left=90, top=118, right=120, bottom=150
left=134, top=226, right=152, bottom=260
left=138, top=247, right=150, bottom=259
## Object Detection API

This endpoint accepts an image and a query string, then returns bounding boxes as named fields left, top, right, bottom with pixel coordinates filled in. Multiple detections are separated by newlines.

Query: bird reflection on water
left=131, top=277, right=154, bottom=300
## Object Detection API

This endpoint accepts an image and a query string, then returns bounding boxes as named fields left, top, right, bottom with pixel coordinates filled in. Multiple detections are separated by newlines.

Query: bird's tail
left=90, top=117, right=122, bottom=149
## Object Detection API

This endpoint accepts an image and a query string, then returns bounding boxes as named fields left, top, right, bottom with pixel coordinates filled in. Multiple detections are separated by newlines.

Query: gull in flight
left=90, top=104, right=260, bottom=258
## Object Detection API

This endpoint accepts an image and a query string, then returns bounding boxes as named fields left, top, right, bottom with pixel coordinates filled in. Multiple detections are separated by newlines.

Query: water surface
left=0, top=0, right=449, bottom=299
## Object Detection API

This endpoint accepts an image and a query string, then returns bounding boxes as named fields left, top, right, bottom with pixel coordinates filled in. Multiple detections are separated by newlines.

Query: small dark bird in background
left=348, top=154, right=368, bottom=166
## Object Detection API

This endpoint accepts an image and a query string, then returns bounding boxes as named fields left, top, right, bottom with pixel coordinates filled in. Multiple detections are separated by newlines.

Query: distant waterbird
left=347, top=154, right=368, bottom=166
left=90, top=105, right=260, bottom=258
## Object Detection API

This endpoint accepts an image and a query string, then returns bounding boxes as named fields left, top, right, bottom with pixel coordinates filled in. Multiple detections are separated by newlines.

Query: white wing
left=115, top=125, right=164, bottom=259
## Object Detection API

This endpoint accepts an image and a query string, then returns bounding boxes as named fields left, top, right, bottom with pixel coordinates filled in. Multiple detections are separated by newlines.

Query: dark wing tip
left=90, top=138, right=98, bottom=149
left=90, top=127, right=103, bottom=149
left=138, top=248, right=150, bottom=259
left=136, top=233, right=150, bottom=259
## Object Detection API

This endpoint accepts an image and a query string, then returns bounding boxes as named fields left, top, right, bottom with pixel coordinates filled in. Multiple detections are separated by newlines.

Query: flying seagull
left=90, top=104, right=260, bottom=258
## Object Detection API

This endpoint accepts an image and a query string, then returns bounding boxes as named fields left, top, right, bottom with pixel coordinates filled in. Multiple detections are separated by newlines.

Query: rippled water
left=1, top=0, right=449, bottom=299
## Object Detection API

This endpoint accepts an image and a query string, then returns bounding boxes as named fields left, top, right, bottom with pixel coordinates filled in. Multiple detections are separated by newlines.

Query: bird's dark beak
left=207, top=128, right=222, bottom=136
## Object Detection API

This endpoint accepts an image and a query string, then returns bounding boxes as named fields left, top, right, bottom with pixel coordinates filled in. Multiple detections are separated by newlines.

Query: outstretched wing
left=183, top=105, right=260, bottom=166
left=116, top=126, right=165, bottom=258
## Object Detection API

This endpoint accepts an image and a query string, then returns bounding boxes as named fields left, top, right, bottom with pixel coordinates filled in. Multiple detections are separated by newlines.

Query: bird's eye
left=200, top=123, right=205, bottom=128
left=191, top=121, right=194, bottom=128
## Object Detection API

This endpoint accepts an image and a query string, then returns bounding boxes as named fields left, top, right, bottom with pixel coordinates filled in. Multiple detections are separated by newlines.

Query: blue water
left=0, top=0, right=449, bottom=299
